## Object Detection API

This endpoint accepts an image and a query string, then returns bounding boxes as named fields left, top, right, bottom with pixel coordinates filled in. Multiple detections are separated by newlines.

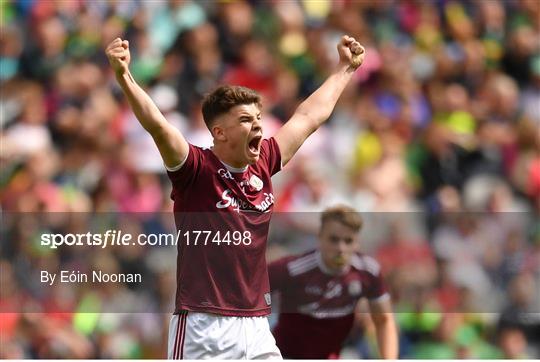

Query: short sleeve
left=366, top=273, right=388, bottom=302
left=259, top=137, right=282, bottom=176
left=166, top=144, right=203, bottom=199
left=362, top=256, right=388, bottom=301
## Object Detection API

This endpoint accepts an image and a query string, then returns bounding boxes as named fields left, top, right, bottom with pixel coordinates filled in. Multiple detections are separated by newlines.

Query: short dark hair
left=320, top=205, right=363, bottom=232
left=201, top=85, right=262, bottom=129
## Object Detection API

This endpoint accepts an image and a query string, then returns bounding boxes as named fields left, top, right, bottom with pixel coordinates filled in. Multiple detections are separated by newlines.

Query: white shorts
left=168, top=311, right=282, bottom=360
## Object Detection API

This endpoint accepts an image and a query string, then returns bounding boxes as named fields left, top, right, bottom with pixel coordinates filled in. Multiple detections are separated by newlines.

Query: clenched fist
left=337, top=35, right=365, bottom=71
left=106, top=38, right=131, bottom=76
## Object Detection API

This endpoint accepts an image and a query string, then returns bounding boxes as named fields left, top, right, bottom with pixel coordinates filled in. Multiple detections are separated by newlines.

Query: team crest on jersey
left=348, top=280, right=362, bottom=296
left=249, top=174, right=263, bottom=191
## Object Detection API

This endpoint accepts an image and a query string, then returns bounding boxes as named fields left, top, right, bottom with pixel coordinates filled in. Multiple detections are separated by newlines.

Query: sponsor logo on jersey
left=216, top=189, right=275, bottom=212
left=217, top=168, right=234, bottom=180
left=298, top=301, right=321, bottom=314
left=300, top=304, right=356, bottom=318
left=254, top=192, right=275, bottom=212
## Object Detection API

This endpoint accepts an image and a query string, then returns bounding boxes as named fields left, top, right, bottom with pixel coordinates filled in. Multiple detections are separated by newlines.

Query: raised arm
left=105, top=38, right=188, bottom=169
left=274, top=35, right=365, bottom=166
left=369, top=298, right=398, bottom=359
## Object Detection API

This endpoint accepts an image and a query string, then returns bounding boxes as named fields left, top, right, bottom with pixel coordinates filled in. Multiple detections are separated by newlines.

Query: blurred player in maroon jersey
left=106, top=35, right=365, bottom=359
left=269, top=205, right=398, bottom=359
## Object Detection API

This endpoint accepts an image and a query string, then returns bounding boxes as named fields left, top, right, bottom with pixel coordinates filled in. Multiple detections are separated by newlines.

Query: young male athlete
left=269, top=205, right=398, bottom=359
left=106, top=35, right=365, bottom=359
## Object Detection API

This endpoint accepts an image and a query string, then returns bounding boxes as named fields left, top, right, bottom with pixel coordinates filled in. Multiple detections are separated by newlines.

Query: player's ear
left=213, top=124, right=226, bottom=141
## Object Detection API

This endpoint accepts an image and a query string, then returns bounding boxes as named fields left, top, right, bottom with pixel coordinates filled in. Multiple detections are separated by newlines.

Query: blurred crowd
left=1, top=0, right=539, bottom=359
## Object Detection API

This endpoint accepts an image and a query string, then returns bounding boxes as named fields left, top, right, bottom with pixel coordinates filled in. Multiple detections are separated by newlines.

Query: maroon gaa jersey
left=268, top=250, right=388, bottom=359
left=167, top=138, right=281, bottom=316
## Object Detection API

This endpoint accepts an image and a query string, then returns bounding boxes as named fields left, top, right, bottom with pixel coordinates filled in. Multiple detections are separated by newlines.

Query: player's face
left=319, top=220, right=359, bottom=273
left=214, top=103, right=263, bottom=166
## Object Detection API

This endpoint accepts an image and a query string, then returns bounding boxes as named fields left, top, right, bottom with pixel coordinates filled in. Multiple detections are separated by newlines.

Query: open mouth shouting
left=247, top=134, right=262, bottom=159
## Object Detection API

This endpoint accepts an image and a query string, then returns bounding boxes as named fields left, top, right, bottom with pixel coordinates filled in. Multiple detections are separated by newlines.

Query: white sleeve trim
left=368, top=293, right=390, bottom=304
left=164, top=149, right=189, bottom=172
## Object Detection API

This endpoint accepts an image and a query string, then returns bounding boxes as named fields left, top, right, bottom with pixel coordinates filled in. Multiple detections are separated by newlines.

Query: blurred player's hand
left=337, top=35, right=365, bottom=71
left=105, top=38, right=131, bottom=76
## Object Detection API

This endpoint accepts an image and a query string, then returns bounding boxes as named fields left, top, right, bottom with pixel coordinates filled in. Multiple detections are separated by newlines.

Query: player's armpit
left=150, top=123, right=189, bottom=170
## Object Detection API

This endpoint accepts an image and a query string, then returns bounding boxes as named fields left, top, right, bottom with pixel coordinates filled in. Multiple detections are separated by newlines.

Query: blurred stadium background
left=1, top=0, right=539, bottom=359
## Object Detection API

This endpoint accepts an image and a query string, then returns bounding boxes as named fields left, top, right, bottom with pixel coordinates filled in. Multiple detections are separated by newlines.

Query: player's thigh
left=168, top=313, right=189, bottom=359
left=170, top=312, right=246, bottom=359
left=246, top=317, right=282, bottom=360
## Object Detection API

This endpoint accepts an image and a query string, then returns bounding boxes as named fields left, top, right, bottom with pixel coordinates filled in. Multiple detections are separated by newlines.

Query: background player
left=269, top=205, right=398, bottom=359
left=105, top=36, right=365, bottom=359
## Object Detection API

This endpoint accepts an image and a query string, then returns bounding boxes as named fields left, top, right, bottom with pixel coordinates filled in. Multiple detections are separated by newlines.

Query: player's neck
left=325, top=264, right=347, bottom=275
left=317, top=252, right=350, bottom=275
left=211, top=144, right=248, bottom=169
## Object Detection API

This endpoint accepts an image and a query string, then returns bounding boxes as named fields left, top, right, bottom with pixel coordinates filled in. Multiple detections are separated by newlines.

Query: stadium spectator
left=1, top=0, right=538, bottom=358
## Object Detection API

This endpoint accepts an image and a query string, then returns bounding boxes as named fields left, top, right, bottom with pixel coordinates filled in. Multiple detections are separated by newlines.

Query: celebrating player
left=268, top=205, right=398, bottom=359
left=105, top=35, right=365, bottom=359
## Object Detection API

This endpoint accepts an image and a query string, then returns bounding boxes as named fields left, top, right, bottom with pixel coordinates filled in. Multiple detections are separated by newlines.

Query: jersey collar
left=208, top=146, right=249, bottom=173
left=220, top=160, right=248, bottom=173
left=316, top=251, right=351, bottom=276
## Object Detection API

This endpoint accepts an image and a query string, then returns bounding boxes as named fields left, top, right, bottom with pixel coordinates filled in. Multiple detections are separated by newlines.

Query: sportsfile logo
left=40, top=230, right=182, bottom=249
left=216, top=189, right=275, bottom=212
